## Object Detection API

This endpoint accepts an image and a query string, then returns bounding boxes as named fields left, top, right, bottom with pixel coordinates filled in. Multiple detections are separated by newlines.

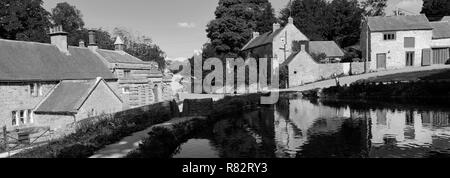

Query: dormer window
left=30, top=83, right=42, bottom=97
left=383, top=32, right=396, bottom=41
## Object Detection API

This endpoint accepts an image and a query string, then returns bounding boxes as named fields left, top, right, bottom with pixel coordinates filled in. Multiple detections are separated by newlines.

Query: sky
left=42, top=0, right=424, bottom=60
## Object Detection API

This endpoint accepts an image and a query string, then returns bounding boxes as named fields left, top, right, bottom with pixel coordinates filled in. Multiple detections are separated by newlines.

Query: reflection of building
left=370, top=109, right=450, bottom=149
left=274, top=99, right=346, bottom=157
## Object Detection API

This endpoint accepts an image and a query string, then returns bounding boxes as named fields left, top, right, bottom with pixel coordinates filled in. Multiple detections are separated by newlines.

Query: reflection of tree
left=297, top=118, right=370, bottom=158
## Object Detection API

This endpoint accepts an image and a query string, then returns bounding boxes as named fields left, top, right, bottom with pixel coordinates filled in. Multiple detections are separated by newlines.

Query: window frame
left=383, top=32, right=396, bottom=41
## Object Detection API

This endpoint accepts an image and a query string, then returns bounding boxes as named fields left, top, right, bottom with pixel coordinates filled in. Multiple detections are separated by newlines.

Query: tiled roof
left=309, top=41, right=345, bottom=57
left=242, top=28, right=283, bottom=51
left=441, top=16, right=450, bottom=22
left=368, top=15, right=432, bottom=32
left=0, top=39, right=115, bottom=81
left=431, top=21, right=450, bottom=39
left=35, top=78, right=121, bottom=114
left=96, top=49, right=150, bottom=64
left=35, top=80, right=96, bottom=114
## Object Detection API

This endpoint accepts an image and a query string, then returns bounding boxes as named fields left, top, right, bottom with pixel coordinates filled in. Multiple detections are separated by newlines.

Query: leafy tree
left=280, top=0, right=331, bottom=41
left=421, top=0, right=450, bottom=21
left=361, top=0, right=388, bottom=17
left=51, top=2, right=86, bottom=46
left=328, top=0, right=364, bottom=47
left=206, top=0, right=277, bottom=59
left=0, top=0, right=51, bottom=43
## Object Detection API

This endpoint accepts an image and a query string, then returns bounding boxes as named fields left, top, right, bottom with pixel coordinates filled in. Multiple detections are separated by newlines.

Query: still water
left=173, top=97, right=450, bottom=158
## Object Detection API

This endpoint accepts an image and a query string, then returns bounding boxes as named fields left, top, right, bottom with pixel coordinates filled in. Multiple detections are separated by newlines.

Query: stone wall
left=0, top=82, right=57, bottom=129
left=350, top=62, right=368, bottom=75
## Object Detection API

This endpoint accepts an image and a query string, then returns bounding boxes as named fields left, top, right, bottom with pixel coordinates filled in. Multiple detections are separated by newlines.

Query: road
left=280, top=65, right=450, bottom=92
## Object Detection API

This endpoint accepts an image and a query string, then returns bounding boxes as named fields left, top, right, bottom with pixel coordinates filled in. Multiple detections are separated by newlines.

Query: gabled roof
left=96, top=49, right=150, bottom=64
left=309, top=41, right=345, bottom=57
left=34, top=78, right=122, bottom=114
left=242, top=28, right=283, bottom=51
left=431, top=21, right=450, bottom=39
left=367, top=15, right=433, bottom=32
left=441, top=16, right=450, bottom=22
left=0, top=39, right=115, bottom=81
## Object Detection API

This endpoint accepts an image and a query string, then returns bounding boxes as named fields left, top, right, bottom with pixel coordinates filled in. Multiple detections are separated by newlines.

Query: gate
left=432, top=48, right=449, bottom=64
left=1, top=126, right=53, bottom=157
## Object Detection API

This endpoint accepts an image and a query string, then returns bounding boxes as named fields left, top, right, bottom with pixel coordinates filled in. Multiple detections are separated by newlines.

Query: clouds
left=177, top=22, right=196, bottom=29
left=388, top=0, right=424, bottom=14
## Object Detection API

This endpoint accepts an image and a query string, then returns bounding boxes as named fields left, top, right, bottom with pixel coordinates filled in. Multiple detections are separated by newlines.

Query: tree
left=51, top=2, right=86, bottom=46
left=0, top=0, right=51, bottom=43
left=206, top=0, right=277, bottom=59
left=328, top=0, right=364, bottom=47
left=280, top=0, right=331, bottom=41
left=421, top=0, right=450, bottom=21
left=361, top=0, right=388, bottom=17
left=113, top=27, right=167, bottom=69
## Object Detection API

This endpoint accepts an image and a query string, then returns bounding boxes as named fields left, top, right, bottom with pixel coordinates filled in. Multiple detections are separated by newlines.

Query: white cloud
left=177, top=22, right=196, bottom=28
left=390, top=0, right=423, bottom=15
left=166, top=57, right=188, bottom=62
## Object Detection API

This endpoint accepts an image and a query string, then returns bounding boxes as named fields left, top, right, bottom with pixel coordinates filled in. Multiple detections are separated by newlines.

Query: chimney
left=273, top=23, right=280, bottom=32
left=79, top=40, right=85, bottom=47
left=49, top=25, right=69, bottom=54
left=114, top=36, right=125, bottom=51
left=88, top=29, right=98, bottom=50
left=252, top=32, right=260, bottom=39
left=288, top=17, right=294, bottom=24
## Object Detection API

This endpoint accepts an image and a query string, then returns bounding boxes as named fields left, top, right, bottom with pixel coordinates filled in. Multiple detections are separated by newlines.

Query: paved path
left=280, top=65, right=450, bottom=92
left=90, top=116, right=206, bottom=158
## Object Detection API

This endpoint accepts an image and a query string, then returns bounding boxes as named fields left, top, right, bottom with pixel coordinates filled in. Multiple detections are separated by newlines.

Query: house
left=0, top=26, right=123, bottom=136
left=241, top=17, right=345, bottom=88
left=430, top=21, right=450, bottom=64
left=361, top=14, right=450, bottom=71
left=0, top=25, right=173, bottom=140
left=85, top=32, right=172, bottom=109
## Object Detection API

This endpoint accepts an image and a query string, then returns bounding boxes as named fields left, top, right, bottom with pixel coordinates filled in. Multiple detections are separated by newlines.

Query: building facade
left=361, top=14, right=450, bottom=72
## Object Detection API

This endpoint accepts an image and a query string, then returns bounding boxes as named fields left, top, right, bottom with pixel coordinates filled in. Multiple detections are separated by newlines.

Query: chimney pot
left=288, top=17, right=294, bottom=24
left=273, top=23, right=280, bottom=32
left=252, top=32, right=260, bottom=39
left=49, top=25, right=69, bottom=54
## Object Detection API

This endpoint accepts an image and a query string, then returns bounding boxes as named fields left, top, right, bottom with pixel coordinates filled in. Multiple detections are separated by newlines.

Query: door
left=432, top=48, right=449, bottom=64
left=376, top=53, right=386, bottom=69
left=406, top=51, right=414, bottom=66
left=422, top=48, right=431, bottom=66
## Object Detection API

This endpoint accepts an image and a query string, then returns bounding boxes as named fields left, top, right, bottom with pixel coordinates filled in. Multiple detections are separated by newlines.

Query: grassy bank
left=125, top=94, right=263, bottom=158
left=11, top=101, right=179, bottom=158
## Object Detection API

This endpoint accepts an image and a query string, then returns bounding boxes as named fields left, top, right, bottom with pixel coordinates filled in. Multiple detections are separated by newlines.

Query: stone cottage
left=0, top=26, right=123, bottom=136
left=361, top=14, right=450, bottom=72
left=84, top=31, right=172, bottom=109
left=0, top=25, right=173, bottom=141
left=242, top=17, right=346, bottom=88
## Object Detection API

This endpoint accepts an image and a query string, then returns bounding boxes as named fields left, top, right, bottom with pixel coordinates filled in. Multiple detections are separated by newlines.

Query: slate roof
left=34, top=78, right=121, bottom=114
left=35, top=80, right=97, bottom=114
left=242, top=28, right=283, bottom=51
left=441, top=16, right=450, bottom=22
left=96, top=49, right=150, bottom=64
left=0, top=39, right=115, bottom=81
left=309, top=41, right=345, bottom=57
left=367, top=15, right=433, bottom=32
left=431, top=21, right=450, bottom=39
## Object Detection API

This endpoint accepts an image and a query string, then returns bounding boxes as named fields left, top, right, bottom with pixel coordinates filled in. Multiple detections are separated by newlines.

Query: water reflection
left=173, top=98, right=450, bottom=158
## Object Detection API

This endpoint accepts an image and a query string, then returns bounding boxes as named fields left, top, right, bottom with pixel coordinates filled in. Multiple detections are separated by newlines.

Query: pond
left=172, top=97, right=450, bottom=158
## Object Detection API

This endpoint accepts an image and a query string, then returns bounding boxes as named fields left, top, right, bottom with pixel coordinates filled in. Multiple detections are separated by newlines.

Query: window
left=11, top=109, right=33, bottom=126
left=404, top=37, right=415, bottom=48
left=123, top=87, right=131, bottom=94
left=383, top=33, right=396, bottom=40
left=406, top=51, right=415, bottom=66
left=30, top=83, right=42, bottom=97
left=123, top=70, right=131, bottom=78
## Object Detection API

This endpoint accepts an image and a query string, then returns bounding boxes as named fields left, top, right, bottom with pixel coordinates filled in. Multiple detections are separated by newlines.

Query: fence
left=1, top=126, right=53, bottom=157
